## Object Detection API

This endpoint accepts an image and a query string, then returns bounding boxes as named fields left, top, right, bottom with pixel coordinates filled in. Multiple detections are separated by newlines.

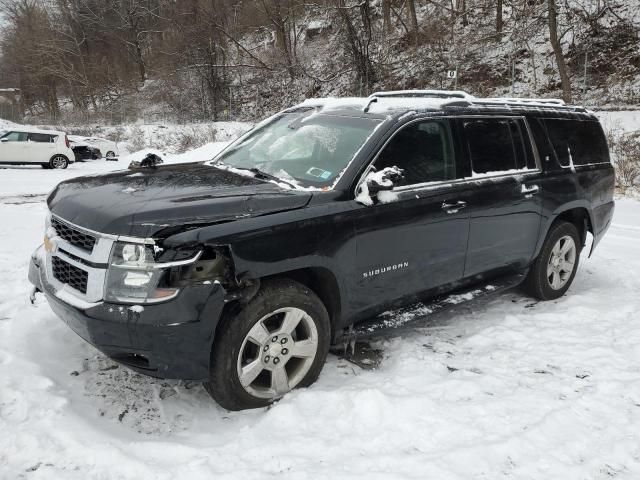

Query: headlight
left=105, top=242, right=180, bottom=304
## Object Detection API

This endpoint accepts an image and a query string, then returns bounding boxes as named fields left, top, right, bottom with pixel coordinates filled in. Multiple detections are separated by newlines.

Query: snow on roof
left=2, top=125, right=67, bottom=135
left=297, top=95, right=463, bottom=114
left=298, top=97, right=368, bottom=111
left=297, top=90, right=587, bottom=116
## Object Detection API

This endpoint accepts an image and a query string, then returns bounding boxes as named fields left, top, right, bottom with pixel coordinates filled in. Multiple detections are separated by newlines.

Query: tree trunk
left=496, top=0, right=503, bottom=34
left=407, top=0, right=419, bottom=45
left=456, top=0, right=468, bottom=27
left=547, top=0, right=572, bottom=103
left=382, top=0, right=391, bottom=34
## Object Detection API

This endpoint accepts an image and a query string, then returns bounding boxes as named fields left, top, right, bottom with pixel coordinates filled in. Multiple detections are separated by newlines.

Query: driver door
left=348, top=119, right=473, bottom=317
left=0, top=131, right=28, bottom=162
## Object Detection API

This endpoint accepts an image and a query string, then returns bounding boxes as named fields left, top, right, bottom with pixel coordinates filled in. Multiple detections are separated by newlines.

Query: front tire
left=49, top=155, right=69, bottom=169
left=524, top=221, right=581, bottom=300
left=205, top=279, right=331, bottom=411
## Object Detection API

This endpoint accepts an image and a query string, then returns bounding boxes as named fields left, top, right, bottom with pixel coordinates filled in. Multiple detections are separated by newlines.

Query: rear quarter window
left=543, top=119, right=610, bottom=167
left=28, top=133, right=55, bottom=143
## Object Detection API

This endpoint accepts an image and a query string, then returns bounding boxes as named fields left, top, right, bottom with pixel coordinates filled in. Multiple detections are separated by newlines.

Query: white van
left=0, top=129, right=76, bottom=169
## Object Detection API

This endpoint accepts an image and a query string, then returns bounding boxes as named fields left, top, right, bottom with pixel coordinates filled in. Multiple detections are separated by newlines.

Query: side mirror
left=367, top=167, right=404, bottom=194
left=357, top=166, right=405, bottom=205
left=0, top=138, right=8, bottom=143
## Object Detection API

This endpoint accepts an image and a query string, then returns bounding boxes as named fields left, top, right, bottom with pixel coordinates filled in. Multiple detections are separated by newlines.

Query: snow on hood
left=47, top=162, right=313, bottom=237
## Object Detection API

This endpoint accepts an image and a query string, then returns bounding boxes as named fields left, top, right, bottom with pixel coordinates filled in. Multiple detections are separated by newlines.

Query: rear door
left=27, top=132, right=56, bottom=163
left=349, top=118, right=473, bottom=317
left=458, top=116, right=543, bottom=277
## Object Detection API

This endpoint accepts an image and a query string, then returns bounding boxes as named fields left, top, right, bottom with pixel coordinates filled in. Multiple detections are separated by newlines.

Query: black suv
left=29, top=90, right=615, bottom=411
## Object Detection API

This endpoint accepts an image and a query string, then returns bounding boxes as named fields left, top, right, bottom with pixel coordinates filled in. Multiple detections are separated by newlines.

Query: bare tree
left=547, top=0, right=572, bottom=102
left=335, top=0, right=376, bottom=94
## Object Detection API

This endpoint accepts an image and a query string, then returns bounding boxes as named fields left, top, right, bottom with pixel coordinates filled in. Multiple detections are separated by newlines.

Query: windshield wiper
left=214, top=161, right=298, bottom=189
left=244, top=167, right=299, bottom=189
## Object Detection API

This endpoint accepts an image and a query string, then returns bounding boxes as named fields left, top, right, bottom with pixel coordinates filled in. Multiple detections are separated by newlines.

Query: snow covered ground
left=0, top=141, right=229, bottom=198
left=1, top=114, right=640, bottom=479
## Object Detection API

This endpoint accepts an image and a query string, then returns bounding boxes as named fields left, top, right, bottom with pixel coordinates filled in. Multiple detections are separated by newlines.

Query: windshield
left=213, top=110, right=381, bottom=189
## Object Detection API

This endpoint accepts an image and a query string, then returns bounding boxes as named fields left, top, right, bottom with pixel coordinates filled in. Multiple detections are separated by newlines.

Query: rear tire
left=49, top=155, right=69, bottom=169
left=523, top=221, right=581, bottom=300
left=205, top=279, right=331, bottom=411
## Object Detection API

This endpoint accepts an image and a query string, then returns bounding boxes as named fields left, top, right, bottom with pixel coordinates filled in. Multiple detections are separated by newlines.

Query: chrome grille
left=51, top=217, right=96, bottom=252
left=52, top=256, right=89, bottom=294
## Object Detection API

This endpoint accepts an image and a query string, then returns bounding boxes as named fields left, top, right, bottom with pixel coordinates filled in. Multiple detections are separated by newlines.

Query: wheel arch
left=50, top=153, right=69, bottom=161
left=535, top=204, right=595, bottom=259
left=262, top=267, right=343, bottom=337
left=212, top=266, right=343, bottom=348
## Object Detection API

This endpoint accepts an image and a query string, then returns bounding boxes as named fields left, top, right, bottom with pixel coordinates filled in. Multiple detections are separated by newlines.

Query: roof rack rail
left=485, top=97, right=566, bottom=105
left=368, top=89, right=475, bottom=100
left=442, top=97, right=586, bottom=112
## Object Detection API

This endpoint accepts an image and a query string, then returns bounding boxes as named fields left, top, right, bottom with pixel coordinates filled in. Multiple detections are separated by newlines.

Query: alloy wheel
left=51, top=156, right=67, bottom=169
left=236, top=307, right=318, bottom=399
left=547, top=235, right=577, bottom=290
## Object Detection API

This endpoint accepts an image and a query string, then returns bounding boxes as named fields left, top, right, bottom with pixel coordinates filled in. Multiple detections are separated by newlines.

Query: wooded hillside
left=0, top=0, right=638, bottom=124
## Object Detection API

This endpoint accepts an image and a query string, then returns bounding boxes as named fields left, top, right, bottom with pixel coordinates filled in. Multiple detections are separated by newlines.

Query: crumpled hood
left=47, top=162, right=312, bottom=238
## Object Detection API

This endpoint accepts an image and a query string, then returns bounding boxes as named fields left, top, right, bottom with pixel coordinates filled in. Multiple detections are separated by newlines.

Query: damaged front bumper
left=29, top=246, right=226, bottom=381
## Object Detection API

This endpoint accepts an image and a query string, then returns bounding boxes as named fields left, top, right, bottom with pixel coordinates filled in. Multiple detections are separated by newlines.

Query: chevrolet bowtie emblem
left=44, top=235, right=55, bottom=253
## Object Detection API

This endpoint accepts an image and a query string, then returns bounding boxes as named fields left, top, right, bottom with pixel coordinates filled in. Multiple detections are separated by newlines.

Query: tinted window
left=544, top=119, right=610, bottom=166
left=28, top=133, right=54, bottom=143
left=528, top=118, right=557, bottom=166
left=375, top=120, right=457, bottom=185
left=1, top=131, right=27, bottom=142
left=510, top=120, right=537, bottom=169
left=463, top=119, right=519, bottom=174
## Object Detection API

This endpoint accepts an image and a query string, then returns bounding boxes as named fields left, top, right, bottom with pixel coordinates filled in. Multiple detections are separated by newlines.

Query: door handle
left=521, top=184, right=540, bottom=197
left=442, top=200, right=467, bottom=213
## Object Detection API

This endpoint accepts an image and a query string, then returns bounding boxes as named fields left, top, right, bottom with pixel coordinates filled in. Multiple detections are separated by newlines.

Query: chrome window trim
left=558, top=161, right=612, bottom=169
left=391, top=169, right=540, bottom=194
left=354, top=114, right=542, bottom=199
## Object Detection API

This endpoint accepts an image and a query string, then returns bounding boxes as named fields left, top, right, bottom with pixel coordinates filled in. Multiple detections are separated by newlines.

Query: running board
left=337, top=272, right=527, bottom=343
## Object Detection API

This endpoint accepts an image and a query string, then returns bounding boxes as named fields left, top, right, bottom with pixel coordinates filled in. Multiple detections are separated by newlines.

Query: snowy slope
left=0, top=117, right=18, bottom=130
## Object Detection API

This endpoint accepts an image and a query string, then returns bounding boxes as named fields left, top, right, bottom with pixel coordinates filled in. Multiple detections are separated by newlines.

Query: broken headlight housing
left=104, top=242, right=201, bottom=304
